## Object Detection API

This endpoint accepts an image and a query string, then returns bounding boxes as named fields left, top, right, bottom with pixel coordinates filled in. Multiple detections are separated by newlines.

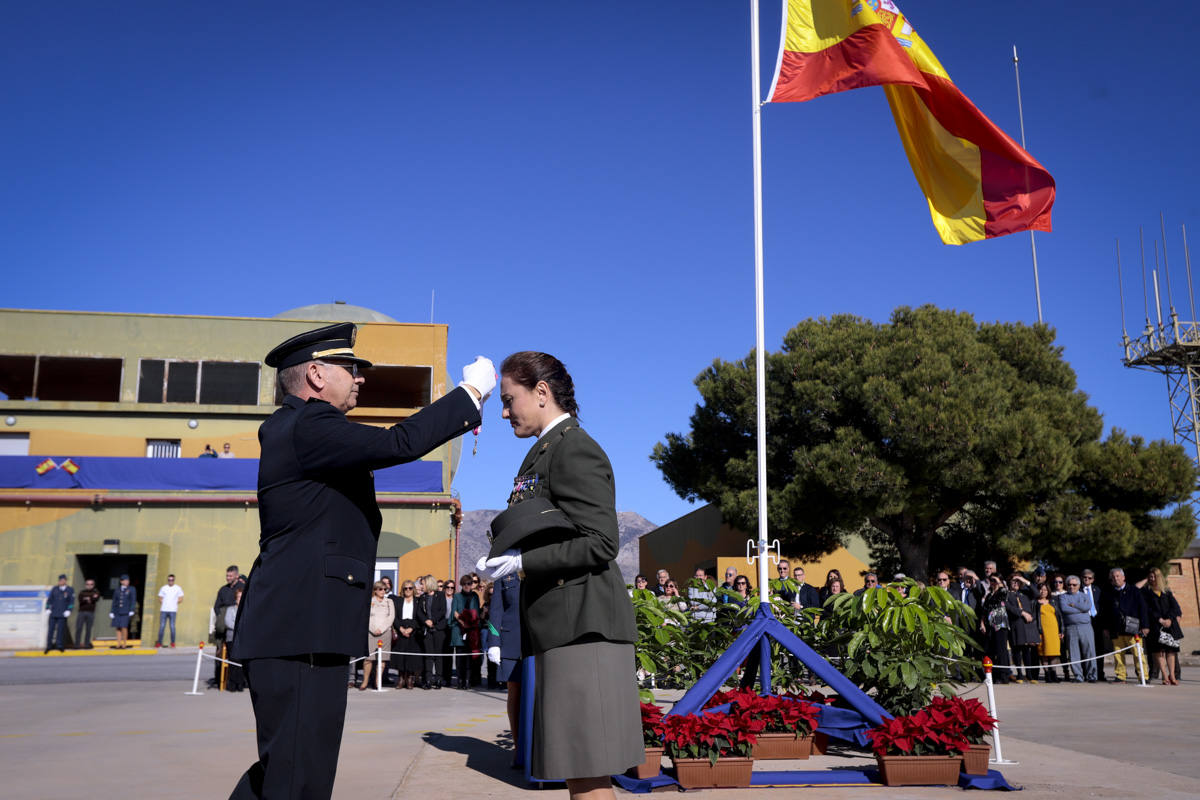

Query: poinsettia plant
left=927, top=695, right=996, bottom=744
left=865, top=706, right=970, bottom=757
left=660, top=710, right=767, bottom=765
left=639, top=702, right=667, bottom=748
left=729, top=693, right=821, bottom=737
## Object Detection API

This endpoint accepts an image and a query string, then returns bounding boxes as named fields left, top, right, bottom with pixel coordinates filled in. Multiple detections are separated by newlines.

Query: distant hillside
left=457, top=509, right=657, bottom=583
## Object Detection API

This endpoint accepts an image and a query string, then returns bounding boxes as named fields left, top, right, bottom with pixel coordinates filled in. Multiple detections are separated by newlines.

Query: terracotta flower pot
left=628, top=747, right=664, bottom=779
left=961, top=742, right=991, bottom=776
left=875, top=754, right=962, bottom=786
left=812, top=731, right=829, bottom=754
left=751, top=731, right=813, bottom=760
left=672, top=756, right=754, bottom=788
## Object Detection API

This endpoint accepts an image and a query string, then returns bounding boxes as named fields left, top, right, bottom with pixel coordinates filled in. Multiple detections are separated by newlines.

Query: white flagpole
left=1012, top=45, right=1043, bottom=324
left=750, top=0, right=770, bottom=604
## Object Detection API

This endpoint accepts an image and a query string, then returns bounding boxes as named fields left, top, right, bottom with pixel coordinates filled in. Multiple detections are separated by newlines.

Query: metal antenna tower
left=1120, top=217, right=1200, bottom=490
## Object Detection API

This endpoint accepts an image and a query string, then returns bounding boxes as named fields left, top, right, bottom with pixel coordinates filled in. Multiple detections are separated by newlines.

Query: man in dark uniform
left=229, top=322, right=494, bottom=800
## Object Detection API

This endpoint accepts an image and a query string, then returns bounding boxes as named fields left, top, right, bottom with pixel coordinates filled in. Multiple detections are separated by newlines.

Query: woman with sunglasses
left=392, top=580, right=423, bottom=689
left=479, top=351, right=641, bottom=799
left=659, top=580, right=689, bottom=615
left=359, top=581, right=395, bottom=690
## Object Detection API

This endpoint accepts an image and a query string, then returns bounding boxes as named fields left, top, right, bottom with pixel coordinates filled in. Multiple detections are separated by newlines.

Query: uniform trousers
left=229, top=654, right=349, bottom=800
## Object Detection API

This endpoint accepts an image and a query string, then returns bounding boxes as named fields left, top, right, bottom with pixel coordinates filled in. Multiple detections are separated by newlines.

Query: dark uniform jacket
left=512, top=418, right=636, bottom=655
left=494, top=572, right=522, bottom=661
left=234, top=387, right=480, bottom=660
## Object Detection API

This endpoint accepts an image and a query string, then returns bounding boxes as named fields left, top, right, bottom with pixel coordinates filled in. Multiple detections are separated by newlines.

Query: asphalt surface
left=0, top=653, right=1196, bottom=799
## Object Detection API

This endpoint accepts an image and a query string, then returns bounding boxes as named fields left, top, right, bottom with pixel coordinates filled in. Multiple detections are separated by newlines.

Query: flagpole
left=1012, top=45, right=1043, bottom=324
left=750, top=0, right=770, bottom=605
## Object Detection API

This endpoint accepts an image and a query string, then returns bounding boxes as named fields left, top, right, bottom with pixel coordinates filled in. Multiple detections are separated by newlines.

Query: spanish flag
left=766, top=0, right=1054, bottom=245
left=35, top=458, right=57, bottom=475
left=60, top=458, right=80, bottom=475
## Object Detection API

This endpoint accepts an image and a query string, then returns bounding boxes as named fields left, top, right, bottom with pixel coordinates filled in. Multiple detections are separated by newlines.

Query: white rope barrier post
left=981, top=656, right=1018, bottom=766
left=1133, top=635, right=1150, bottom=688
left=185, top=642, right=205, bottom=696
left=373, top=639, right=387, bottom=692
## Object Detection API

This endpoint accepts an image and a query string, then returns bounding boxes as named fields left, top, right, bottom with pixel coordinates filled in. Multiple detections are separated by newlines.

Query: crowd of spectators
left=635, top=559, right=1186, bottom=687
left=351, top=572, right=499, bottom=691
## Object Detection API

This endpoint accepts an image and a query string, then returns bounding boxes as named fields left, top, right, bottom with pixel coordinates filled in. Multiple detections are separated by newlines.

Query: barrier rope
left=934, top=641, right=1138, bottom=669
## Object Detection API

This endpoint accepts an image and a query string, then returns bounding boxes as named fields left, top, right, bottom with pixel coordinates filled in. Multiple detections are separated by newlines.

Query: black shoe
left=44, top=648, right=50, bottom=654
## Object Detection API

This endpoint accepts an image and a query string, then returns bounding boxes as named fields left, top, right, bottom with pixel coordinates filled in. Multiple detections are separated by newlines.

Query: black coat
left=1005, top=591, right=1040, bottom=646
left=417, top=592, right=450, bottom=631
left=234, top=387, right=479, bottom=660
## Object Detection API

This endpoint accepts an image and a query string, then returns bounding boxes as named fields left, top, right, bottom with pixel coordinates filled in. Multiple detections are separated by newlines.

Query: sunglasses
left=318, top=360, right=359, bottom=378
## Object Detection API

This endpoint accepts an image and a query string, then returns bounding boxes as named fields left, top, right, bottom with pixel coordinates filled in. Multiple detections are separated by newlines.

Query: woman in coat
left=1005, top=575, right=1041, bottom=682
left=1034, top=582, right=1064, bottom=682
left=1141, top=567, right=1183, bottom=685
left=109, top=575, right=138, bottom=649
left=392, top=580, right=424, bottom=689
left=358, top=581, right=395, bottom=690
left=479, top=351, right=641, bottom=799
left=450, top=573, right=481, bottom=689
left=979, top=574, right=1012, bottom=684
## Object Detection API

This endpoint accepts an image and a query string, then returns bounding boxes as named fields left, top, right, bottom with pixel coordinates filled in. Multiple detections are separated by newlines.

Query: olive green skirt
left=532, top=639, right=642, bottom=780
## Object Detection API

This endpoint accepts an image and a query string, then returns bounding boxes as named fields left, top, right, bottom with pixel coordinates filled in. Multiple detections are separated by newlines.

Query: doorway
left=76, top=554, right=147, bottom=641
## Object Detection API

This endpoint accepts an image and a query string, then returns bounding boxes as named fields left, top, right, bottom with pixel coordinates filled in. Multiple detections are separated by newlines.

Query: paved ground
left=0, top=651, right=1196, bottom=799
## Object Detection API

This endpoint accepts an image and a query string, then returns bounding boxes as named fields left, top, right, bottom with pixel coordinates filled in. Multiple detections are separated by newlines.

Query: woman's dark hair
left=500, top=351, right=579, bottom=417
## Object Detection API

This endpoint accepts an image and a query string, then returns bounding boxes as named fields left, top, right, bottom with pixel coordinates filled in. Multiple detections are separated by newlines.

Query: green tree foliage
left=1013, top=431, right=1196, bottom=572
left=652, top=305, right=1192, bottom=580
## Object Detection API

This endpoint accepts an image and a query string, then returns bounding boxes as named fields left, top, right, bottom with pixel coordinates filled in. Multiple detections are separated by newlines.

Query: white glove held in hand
left=480, top=549, right=522, bottom=580
left=109, top=613, right=115, bottom=619
left=64, top=610, right=71, bottom=618
left=487, top=646, right=501, bottom=665
left=460, top=356, right=497, bottom=401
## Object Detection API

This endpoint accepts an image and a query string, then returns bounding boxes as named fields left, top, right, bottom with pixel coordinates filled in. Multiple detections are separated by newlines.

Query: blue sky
left=3, top=2, right=1197, bottom=525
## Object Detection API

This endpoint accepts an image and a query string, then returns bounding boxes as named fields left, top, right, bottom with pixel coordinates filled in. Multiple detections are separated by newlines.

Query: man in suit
left=791, top=567, right=821, bottom=609
left=1080, top=569, right=1106, bottom=681
left=228, top=323, right=493, bottom=800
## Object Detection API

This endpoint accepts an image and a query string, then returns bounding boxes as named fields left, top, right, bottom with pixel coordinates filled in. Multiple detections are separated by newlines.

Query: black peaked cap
left=265, top=322, right=374, bottom=370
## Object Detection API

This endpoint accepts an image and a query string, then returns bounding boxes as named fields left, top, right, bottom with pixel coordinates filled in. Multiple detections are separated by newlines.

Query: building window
left=0, top=433, right=30, bottom=456
left=356, top=365, right=433, bottom=409
left=146, top=439, right=181, bottom=458
left=200, top=362, right=260, bottom=405
left=0, top=355, right=122, bottom=402
left=138, top=359, right=260, bottom=406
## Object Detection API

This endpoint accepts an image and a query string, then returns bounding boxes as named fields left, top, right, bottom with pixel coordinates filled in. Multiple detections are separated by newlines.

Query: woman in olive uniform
left=481, top=351, right=640, bottom=800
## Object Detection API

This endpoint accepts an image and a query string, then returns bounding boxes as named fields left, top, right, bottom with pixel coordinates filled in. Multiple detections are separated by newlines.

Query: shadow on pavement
left=421, top=731, right=527, bottom=788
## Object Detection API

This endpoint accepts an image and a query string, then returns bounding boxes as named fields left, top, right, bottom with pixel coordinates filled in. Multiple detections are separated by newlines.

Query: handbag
left=1122, top=614, right=1141, bottom=636
left=1158, top=630, right=1180, bottom=648
left=987, top=606, right=1008, bottom=630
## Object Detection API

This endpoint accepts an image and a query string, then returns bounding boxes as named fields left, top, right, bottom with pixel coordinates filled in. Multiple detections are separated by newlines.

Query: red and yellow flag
left=60, top=458, right=80, bottom=475
left=35, top=458, right=57, bottom=475
left=766, top=0, right=1054, bottom=245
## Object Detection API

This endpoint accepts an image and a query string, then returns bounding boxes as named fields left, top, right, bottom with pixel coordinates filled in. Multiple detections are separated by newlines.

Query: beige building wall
left=0, top=306, right=467, bottom=648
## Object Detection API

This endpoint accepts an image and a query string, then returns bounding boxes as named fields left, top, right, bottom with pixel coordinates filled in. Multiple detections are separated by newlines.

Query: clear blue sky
left=4, top=2, right=1196, bottom=525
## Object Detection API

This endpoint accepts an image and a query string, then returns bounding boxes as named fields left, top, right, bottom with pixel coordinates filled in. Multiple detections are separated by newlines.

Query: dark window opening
left=357, top=365, right=432, bottom=409
left=37, top=357, right=122, bottom=402
left=0, top=355, right=36, bottom=400
left=138, top=359, right=166, bottom=403
left=165, top=362, right=199, bottom=403
left=199, top=362, right=260, bottom=405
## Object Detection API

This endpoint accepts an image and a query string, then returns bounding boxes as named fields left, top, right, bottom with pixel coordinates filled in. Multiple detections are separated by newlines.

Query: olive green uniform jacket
left=514, top=418, right=637, bottom=655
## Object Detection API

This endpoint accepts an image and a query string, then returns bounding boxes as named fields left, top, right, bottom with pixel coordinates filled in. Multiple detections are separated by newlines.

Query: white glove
left=460, top=356, right=497, bottom=401
left=64, top=610, right=71, bottom=618
left=129, top=611, right=136, bottom=617
left=480, top=549, right=522, bottom=580
left=109, top=613, right=115, bottom=619
left=487, top=646, right=501, bottom=665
